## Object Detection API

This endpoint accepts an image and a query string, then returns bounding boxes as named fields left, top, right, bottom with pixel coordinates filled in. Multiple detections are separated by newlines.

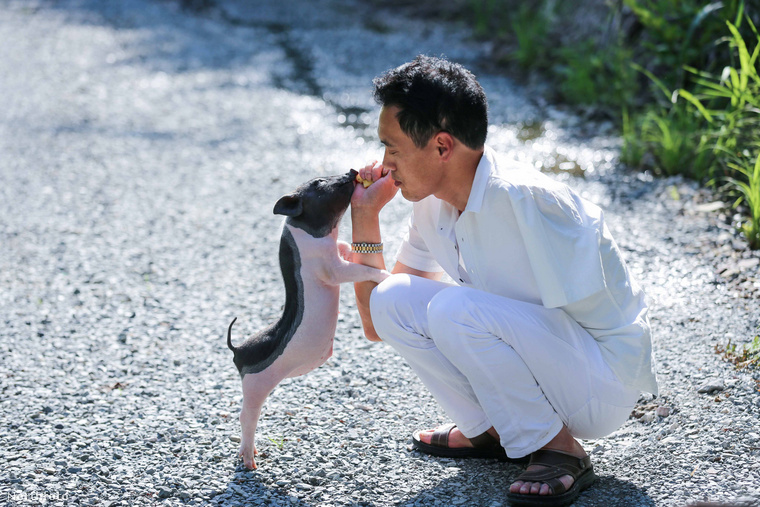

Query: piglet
left=227, top=169, right=388, bottom=469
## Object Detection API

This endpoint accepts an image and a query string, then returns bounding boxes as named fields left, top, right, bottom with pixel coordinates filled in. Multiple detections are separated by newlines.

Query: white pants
left=370, top=274, right=639, bottom=458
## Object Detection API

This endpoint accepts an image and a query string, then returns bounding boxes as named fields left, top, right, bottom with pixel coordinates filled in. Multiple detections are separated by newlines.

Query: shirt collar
left=462, top=145, right=494, bottom=214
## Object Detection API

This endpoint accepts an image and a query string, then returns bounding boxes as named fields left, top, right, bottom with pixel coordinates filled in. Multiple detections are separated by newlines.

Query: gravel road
left=1, top=1, right=759, bottom=506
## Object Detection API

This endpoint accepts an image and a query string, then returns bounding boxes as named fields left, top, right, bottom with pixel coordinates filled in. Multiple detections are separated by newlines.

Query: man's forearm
left=351, top=210, right=385, bottom=341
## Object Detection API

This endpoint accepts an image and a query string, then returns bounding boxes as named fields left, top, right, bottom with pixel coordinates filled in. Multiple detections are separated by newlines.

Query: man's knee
left=369, top=273, right=414, bottom=339
left=427, top=286, right=470, bottom=351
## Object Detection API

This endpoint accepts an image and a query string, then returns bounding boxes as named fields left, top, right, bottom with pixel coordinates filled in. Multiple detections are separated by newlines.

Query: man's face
left=377, top=105, right=441, bottom=202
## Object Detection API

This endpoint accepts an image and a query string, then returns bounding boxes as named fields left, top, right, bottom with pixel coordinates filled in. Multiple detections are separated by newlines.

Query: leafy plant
left=630, top=16, right=760, bottom=188
left=669, top=18, right=760, bottom=243
left=623, top=0, right=749, bottom=91
left=727, top=153, right=760, bottom=248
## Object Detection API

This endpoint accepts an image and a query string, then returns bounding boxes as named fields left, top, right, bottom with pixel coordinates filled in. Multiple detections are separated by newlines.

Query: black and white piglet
left=227, top=169, right=388, bottom=469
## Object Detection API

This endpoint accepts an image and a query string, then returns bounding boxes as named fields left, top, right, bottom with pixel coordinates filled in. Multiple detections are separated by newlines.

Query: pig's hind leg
left=239, top=371, right=280, bottom=469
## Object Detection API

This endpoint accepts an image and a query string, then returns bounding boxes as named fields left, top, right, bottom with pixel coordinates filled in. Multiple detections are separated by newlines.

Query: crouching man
left=348, top=55, right=657, bottom=506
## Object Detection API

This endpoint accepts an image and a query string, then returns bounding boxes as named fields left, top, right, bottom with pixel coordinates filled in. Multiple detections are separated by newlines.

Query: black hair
left=372, top=55, right=488, bottom=150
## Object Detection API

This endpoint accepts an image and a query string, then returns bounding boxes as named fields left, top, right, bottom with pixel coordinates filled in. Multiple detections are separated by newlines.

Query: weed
left=716, top=335, right=760, bottom=369
left=268, top=435, right=285, bottom=450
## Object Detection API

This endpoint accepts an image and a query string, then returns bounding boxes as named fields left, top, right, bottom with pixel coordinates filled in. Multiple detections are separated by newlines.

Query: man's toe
left=417, top=429, right=434, bottom=445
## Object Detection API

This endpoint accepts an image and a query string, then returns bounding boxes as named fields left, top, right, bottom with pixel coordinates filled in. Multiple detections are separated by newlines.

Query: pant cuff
left=504, top=416, right=565, bottom=459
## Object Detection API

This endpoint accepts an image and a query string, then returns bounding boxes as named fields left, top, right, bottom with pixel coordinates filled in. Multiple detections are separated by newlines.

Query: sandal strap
left=427, top=423, right=501, bottom=450
left=468, top=430, right=499, bottom=449
left=429, top=423, right=456, bottom=448
left=514, top=450, right=593, bottom=495
left=528, top=449, right=592, bottom=478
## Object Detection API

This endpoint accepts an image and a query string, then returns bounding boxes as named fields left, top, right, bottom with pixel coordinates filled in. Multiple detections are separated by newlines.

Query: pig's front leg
left=331, top=241, right=390, bottom=284
left=239, top=372, right=278, bottom=469
left=326, top=258, right=390, bottom=285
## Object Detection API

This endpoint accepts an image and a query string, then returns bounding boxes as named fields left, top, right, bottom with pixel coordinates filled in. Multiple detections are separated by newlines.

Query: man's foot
left=508, top=445, right=584, bottom=496
left=412, top=423, right=515, bottom=461
left=416, top=424, right=492, bottom=448
left=508, top=426, right=595, bottom=503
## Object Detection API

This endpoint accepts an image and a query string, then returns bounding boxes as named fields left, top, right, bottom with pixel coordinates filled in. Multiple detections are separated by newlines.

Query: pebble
left=698, top=381, right=726, bottom=394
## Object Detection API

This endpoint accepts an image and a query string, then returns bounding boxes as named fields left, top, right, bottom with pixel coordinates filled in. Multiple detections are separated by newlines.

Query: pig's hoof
left=241, top=455, right=257, bottom=469
left=239, top=445, right=258, bottom=469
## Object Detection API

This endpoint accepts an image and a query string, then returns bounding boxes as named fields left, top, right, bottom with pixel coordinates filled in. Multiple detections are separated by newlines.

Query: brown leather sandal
left=506, top=449, right=597, bottom=506
left=412, top=422, right=523, bottom=462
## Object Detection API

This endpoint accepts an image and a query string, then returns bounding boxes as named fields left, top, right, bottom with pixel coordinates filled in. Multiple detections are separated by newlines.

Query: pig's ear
left=273, top=194, right=303, bottom=217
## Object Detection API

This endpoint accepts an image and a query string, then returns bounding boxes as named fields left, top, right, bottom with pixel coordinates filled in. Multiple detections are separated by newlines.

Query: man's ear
left=273, top=194, right=303, bottom=217
left=435, top=132, right=455, bottom=161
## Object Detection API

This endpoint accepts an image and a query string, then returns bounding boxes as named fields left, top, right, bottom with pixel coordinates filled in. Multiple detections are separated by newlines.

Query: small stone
left=158, top=487, right=174, bottom=498
left=698, top=381, right=725, bottom=394
left=656, top=406, right=671, bottom=417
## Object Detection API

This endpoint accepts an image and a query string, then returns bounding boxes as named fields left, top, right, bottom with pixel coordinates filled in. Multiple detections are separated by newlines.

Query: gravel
left=1, top=0, right=758, bottom=506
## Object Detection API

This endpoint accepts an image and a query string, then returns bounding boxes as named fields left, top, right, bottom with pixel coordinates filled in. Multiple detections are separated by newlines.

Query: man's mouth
left=393, top=178, right=402, bottom=187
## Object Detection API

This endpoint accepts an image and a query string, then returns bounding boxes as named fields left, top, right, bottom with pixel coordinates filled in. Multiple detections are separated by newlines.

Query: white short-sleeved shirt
left=396, top=146, right=658, bottom=395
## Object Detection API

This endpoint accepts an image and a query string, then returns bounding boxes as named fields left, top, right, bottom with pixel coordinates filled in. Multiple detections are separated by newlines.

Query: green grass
left=267, top=435, right=285, bottom=450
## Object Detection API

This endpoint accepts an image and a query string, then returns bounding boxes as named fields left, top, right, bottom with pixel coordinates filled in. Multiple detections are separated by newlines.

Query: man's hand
left=351, top=161, right=398, bottom=215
